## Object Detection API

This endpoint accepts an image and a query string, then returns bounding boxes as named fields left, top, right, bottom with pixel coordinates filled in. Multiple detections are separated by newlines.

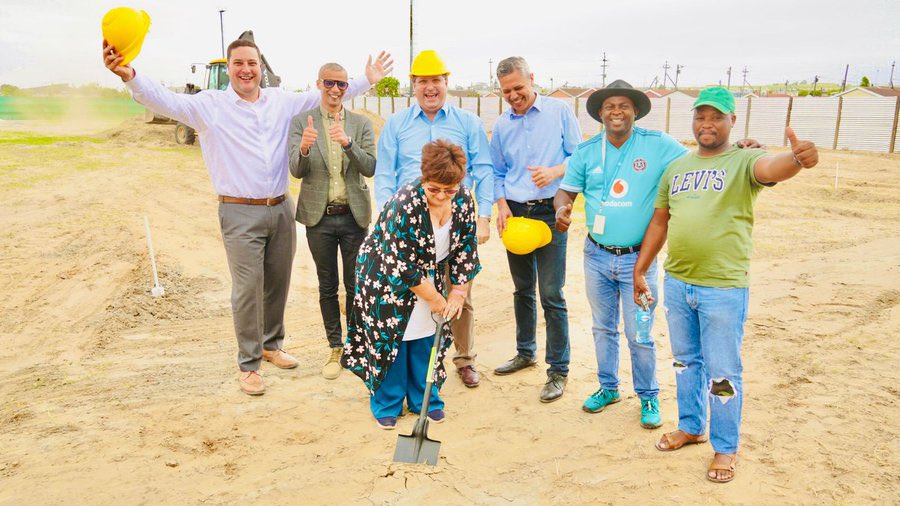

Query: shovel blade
left=393, top=433, right=441, bottom=465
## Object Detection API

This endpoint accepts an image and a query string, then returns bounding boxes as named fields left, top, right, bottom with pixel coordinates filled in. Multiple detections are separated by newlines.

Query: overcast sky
left=1, top=0, right=898, bottom=91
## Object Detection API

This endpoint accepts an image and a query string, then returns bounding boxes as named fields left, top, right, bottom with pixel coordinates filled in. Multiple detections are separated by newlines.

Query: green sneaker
left=582, top=388, right=620, bottom=413
left=640, top=398, right=662, bottom=429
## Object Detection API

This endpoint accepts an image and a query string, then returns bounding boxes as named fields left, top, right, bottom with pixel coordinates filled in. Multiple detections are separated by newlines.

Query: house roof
left=551, top=87, right=595, bottom=98
left=836, top=86, right=900, bottom=97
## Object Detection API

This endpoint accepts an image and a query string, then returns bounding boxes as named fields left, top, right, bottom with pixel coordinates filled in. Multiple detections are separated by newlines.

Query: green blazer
left=288, top=108, right=376, bottom=228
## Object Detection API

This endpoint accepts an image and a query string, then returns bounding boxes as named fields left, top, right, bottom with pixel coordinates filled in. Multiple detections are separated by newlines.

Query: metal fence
left=349, top=95, right=900, bottom=153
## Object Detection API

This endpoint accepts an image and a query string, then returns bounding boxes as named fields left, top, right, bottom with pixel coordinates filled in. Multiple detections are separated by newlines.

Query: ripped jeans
left=663, top=273, right=748, bottom=454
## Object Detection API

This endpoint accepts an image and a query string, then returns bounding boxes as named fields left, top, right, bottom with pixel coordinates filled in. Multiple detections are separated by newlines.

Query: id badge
left=592, top=214, right=606, bottom=235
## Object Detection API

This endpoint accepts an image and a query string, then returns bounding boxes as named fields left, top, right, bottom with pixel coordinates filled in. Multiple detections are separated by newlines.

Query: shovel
left=392, top=315, right=445, bottom=465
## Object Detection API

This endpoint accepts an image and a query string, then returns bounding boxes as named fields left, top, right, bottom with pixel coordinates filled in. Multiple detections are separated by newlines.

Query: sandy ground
left=1, top=115, right=898, bottom=505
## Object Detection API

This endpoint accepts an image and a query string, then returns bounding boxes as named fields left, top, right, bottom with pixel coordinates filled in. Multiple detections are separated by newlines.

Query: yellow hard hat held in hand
left=502, top=217, right=552, bottom=255
left=409, top=50, right=450, bottom=78
left=102, top=7, right=151, bottom=66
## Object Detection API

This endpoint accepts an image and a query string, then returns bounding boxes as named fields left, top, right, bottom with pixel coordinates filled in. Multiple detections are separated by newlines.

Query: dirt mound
left=101, top=117, right=181, bottom=148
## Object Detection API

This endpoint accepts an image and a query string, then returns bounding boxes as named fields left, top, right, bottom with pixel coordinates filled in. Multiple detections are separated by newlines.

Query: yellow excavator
left=148, top=30, right=281, bottom=144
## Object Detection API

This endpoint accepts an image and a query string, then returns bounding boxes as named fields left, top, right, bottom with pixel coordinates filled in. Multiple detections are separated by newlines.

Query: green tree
left=860, top=76, right=871, bottom=87
left=373, top=76, right=400, bottom=97
left=0, top=84, right=21, bottom=96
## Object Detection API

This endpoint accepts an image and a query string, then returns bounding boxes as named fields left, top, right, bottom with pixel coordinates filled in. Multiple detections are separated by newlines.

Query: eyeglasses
left=424, top=185, right=459, bottom=196
left=322, top=79, right=349, bottom=90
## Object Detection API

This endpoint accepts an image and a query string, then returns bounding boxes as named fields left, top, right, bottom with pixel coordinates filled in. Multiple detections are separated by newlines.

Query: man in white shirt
left=103, top=38, right=392, bottom=396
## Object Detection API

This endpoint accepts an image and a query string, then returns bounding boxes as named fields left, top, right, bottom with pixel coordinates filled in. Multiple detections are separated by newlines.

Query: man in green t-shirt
left=632, top=87, right=819, bottom=483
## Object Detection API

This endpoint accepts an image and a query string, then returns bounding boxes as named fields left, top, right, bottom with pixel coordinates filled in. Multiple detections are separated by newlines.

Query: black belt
left=524, top=198, right=554, bottom=207
left=588, top=234, right=640, bottom=255
left=325, top=203, right=351, bottom=215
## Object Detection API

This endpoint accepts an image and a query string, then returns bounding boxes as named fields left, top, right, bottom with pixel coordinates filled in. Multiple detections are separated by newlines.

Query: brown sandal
left=655, top=430, right=708, bottom=451
left=707, top=453, right=737, bottom=483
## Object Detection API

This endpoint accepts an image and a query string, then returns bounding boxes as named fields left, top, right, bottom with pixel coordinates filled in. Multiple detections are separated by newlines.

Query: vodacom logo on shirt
left=610, top=178, right=629, bottom=198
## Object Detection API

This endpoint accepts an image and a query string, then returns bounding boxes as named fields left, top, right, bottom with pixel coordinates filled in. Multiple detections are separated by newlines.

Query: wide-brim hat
left=586, top=79, right=651, bottom=123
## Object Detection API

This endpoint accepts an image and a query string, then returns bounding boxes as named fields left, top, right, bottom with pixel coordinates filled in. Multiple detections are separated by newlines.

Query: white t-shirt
left=403, top=218, right=452, bottom=341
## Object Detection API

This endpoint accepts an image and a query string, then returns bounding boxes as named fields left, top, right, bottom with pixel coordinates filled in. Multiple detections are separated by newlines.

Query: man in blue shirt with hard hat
left=554, top=80, right=688, bottom=428
left=374, top=50, right=493, bottom=388
left=490, top=56, right=582, bottom=403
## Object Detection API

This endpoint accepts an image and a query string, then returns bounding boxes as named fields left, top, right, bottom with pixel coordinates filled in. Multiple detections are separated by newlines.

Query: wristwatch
left=342, top=139, right=353, bottom=152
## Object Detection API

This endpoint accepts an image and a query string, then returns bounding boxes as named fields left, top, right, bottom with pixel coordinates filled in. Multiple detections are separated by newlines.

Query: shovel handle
left=418, top=315, right=444, bottom=420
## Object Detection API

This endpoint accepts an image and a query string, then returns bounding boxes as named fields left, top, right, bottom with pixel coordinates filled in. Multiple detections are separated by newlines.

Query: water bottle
left=636, top=292, right=652, bottom=344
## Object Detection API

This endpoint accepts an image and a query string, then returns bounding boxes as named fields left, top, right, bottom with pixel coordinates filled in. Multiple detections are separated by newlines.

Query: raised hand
left=328, top=111, right=350, bottom=148
left=300, top=115, right=318, bottom=155
left=555, top=203, right=572, bottom=232
left=365, top=51, right=395, bottom=84
left=786, top=127, right=818, bottom=168
left=102, top=40, right=135, bottom=82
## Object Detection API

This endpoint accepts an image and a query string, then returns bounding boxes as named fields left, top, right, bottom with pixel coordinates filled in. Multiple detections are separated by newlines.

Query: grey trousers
left=218, top=197, right=296, bottom=371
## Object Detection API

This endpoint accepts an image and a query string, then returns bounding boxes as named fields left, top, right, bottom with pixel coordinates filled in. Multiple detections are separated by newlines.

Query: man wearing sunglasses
left=289, top=63, right=376, bottom=381
left=374, top=50, right=493, bottom=388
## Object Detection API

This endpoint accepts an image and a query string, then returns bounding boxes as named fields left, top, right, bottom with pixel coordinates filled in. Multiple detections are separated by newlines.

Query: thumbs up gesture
left=300, top=115, right=318, bottom=156
left=786, top=126, right=818, bottom=168
left=555, top=203, right=573, bottom=232
left=328, top=111, right=351, bottom=148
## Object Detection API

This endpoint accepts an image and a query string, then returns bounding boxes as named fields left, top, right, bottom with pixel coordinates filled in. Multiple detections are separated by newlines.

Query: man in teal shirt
left=555, top=80, right=687, bottom=428
left=633, top=87, right=818, bottom=483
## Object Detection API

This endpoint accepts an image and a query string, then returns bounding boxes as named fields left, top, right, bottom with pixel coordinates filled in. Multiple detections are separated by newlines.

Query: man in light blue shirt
left=374, top=50, right=493, bottom=387
left=554, top=80, right=688, bottom=427
left=490, top=56, right=582, bottom=403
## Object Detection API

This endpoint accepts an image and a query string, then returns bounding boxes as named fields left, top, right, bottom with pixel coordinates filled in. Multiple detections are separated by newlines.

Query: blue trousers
left=370, top=337, right=444, bottom=418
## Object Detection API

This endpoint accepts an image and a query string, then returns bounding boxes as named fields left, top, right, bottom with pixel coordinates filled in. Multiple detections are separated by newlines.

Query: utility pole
left=601, top=52, right=608, bottom=87
left=812, top=75, right=819, bottom=93
left=741, top=66, right=749, bottom=95
left=890, top=60, right=896, bottom=89
left=218, top=10, right=225, bottom=59
left=662, top=61, right=671, bottom=89
left=550, top=77, right=554, bottom=92
left=841, top=64, right=849, bottom=92
left=409, top=0, right=414, bottom=96
left=726, top=66, right=732, bottom=89
left=675, top=64, right=684, bottom=90
left=489, top=58, right=493, bottom=90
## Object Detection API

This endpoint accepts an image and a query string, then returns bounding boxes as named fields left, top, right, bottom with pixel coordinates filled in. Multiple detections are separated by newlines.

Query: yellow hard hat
left=502, top=217, right=552, bottom=255
left=102, top=7, right=151, bottom=66
left=409, top=50, right=450, bottom=78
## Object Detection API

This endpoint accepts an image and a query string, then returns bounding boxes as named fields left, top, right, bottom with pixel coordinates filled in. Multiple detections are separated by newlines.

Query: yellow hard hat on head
left=410, top=50, right=450, bottom=78
left=502, top=217, right=552, bottom=256
left=102, top=7, right=151, bottom=66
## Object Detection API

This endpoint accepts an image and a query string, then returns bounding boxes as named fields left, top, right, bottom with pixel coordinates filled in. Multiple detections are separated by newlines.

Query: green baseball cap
left=692, top=87, right=735, bottom=114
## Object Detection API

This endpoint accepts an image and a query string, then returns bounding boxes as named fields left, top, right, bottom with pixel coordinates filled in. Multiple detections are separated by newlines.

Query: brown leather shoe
left=262, top=348, right=298, bottom=369
left=458, top=365, right=480, bottom=388
left=239, top=370, right=265, bottom=396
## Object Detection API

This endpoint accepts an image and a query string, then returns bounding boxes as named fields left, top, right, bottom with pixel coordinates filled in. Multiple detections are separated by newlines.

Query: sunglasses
left=424, top=185, right=459, bottom=196
left=322, top=79, right=349, bottom=90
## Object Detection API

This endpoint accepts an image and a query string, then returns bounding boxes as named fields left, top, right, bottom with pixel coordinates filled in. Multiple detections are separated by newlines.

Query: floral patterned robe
left=342, top=181, right=481, bottom=394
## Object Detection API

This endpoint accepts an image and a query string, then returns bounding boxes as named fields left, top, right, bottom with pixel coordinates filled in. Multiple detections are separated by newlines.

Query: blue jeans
left=370, top=337, right=444, bottom=418
left=664, top=274, right=748, bottom=454
left=583, top=237, right=659, bottom=399
left=506, top=200, right=569, bottom=375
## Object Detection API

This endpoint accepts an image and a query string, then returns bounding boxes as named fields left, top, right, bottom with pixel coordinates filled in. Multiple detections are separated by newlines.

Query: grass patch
left=0, top=131, right=103, bottom=146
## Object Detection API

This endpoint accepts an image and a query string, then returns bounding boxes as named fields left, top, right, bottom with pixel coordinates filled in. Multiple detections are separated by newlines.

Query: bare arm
left=633, top=208, right=670, bottom=305
left=753, top=127, right=818, bottom=184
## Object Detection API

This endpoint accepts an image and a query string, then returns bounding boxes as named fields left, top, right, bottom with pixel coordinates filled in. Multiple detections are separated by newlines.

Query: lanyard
left=598, top=131, right=632, bottom=205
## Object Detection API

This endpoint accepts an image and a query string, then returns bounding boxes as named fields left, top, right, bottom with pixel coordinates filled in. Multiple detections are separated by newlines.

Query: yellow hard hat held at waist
left=502, top=217, right=552, bottom=256
left=409, top=50, right=450, bottom=78
left=102, top=7, right=151, bottom=66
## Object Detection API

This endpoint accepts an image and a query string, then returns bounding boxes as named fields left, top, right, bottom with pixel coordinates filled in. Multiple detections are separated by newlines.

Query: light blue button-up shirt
left=374, top=102, right=493, bottom=216
left=490, top=94, right=582, bottom=203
